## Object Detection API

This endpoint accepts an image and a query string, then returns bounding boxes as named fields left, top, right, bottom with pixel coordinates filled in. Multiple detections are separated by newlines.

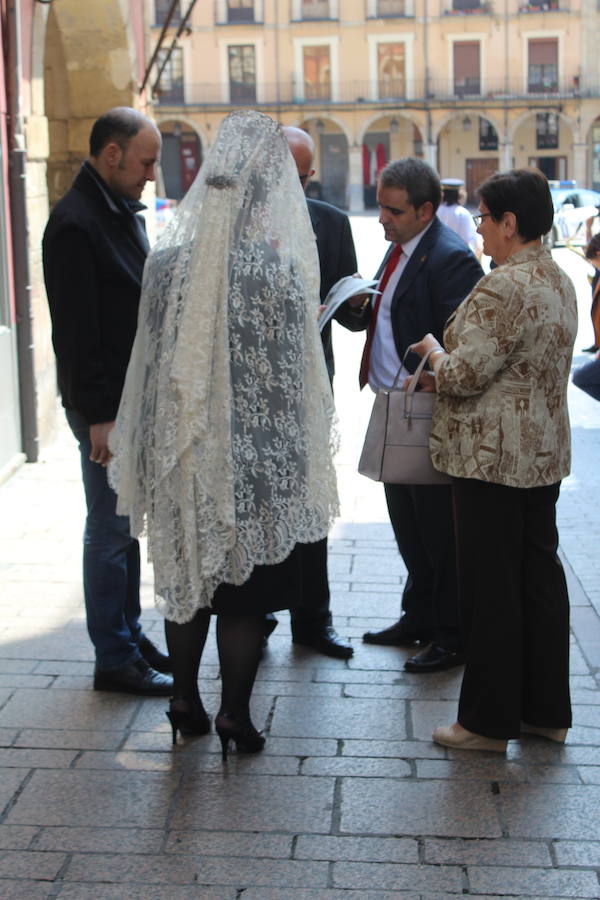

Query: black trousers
left=452, top=477, right=572, bottom=740
left=384, top=483, right=460, bottom=650
left=289, top=538, right=332, bottom=636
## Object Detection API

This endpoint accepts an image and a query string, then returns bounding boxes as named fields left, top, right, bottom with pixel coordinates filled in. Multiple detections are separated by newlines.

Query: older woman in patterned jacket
left=409, top=168, right=577, bottom=752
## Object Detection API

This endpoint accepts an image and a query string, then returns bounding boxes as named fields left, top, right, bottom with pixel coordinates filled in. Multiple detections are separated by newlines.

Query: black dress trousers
left=452, top=477, right=572, bottom=740
left=384, top=482, right=461, bottom=650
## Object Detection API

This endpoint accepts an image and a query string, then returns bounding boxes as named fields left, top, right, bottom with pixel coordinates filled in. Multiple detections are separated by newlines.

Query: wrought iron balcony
left=153, top=74, right=596, bottom=107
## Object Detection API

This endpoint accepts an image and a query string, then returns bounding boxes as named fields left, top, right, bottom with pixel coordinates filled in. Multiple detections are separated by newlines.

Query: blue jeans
left=66, top=410, right=144, bottom=669
left=572, top=358, right=600, bottom=402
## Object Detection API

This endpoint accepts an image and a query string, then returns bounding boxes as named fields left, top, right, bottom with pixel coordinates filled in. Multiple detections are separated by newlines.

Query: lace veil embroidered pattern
left=109, top=110, right=339, bottom=622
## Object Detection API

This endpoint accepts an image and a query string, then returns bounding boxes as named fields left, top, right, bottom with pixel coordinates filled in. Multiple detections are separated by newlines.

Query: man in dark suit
left=262, top=126, right=356, bottom=659
left=338, top=157, right=483, bottom=672
left=43, top=108, right=173, bottom=695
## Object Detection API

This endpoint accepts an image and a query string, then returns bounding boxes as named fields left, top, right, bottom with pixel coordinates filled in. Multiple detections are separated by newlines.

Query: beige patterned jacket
left=432, top=245, right=577, bottom=488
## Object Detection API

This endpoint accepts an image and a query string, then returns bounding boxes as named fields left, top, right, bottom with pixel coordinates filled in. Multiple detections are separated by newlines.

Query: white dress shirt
left=369, top=221, right=433, bottom=391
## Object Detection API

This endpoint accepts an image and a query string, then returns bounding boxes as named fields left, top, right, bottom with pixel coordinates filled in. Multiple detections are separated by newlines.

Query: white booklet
left=318, top=276, right=380, bottom=332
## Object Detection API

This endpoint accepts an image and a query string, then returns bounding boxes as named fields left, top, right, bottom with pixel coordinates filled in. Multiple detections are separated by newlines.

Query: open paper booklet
left=318, top=276, right=380, bottom=332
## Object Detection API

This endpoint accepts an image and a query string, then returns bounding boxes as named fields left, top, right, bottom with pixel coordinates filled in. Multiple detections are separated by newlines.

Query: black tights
left=164, top=611, right=264, bottom=724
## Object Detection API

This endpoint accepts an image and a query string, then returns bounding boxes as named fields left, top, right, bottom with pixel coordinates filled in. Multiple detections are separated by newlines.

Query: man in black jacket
left=43, top=108, right=173, bottom=695
left=262, top=126, right=356, bottom=659
left=338, top=158, right=484, bottom=672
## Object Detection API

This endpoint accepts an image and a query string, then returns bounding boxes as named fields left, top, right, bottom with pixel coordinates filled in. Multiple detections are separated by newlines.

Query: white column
left=424, top=142, right=437, bottom=168
left=571, top=142, right=587, bottom=186
left=501, top=140, right=513, bottom=171
left=348, top=144, right=364, bottom=213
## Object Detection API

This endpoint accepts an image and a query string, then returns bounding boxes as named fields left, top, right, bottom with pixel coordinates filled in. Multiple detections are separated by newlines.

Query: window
left=155, top=0, right=180, bottom=26
left=155, top=47, right=184, bottom=103
left=301, top=0, right=331, bottom=17
left=536, top=112, right=559, bottom=149
left=453, top=0, right=480, bottom=8
left=377, top=43, right=405, bottom=99
left=228, top=45, right=256, bottom=103
left=453, top=42, right=480, bottom=96
left=479, top=117, right=498, bottom=150
left=227, top=0, right=254, bottom=23
left=303, top=46, right=331, bottom=100
left=528, top=39, right=558, bottom=93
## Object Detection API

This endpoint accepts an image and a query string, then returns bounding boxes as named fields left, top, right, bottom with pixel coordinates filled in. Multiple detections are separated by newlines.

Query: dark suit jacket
left=336, top=216, right=484, bottom=376
left=307, top=198, right=357, bottom=377
left=42, top=162, right=149, bottom=424
left=592, top=269, right=600, bottom=347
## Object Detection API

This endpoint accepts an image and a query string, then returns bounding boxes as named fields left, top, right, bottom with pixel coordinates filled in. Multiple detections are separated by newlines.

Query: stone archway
left=43, top=0, right=143, bottom=207
left=26, top=1, right=147, bottom=446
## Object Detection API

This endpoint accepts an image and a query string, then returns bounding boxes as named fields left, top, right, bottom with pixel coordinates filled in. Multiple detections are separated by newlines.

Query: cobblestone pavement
left=1, top=230, right=599, bottom=898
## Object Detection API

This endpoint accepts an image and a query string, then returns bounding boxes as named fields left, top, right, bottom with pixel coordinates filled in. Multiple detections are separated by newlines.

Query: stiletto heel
left=218, top=731, right=230, bottom=762
left=215, top=712, right=265, bottom=761
left=166, top=698, right=211, bottom=745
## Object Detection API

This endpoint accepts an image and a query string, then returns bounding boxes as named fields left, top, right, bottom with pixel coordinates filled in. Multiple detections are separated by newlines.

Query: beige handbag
left=358, top=348, right=451, bottom=485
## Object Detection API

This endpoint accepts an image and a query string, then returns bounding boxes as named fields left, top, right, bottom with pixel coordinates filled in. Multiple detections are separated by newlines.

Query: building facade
left=0, top=0, right=150, bottom=475
left=151, top=0, right=600, bottom=210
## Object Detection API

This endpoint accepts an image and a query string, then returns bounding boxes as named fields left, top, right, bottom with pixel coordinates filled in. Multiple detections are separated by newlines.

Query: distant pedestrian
left=42, top=107, right=173, bottom=696
left=436, top=177, right=482, bottom=259
left=572, top=234, right=600, bottom=395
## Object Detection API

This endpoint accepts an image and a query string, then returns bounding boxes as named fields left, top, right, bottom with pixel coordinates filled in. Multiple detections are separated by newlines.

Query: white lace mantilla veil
left=109, top=109, right=339, bottom=623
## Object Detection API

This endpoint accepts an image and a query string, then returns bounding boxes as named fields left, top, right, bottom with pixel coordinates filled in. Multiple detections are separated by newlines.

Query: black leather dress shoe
left=94, top=658, right=174, bottom=695
left=363, top=620, right=426, bottom=646
left=582, top=344, right=598, bottom=353
left=293, top=626, right=353, bottom=659
left=404, top=643, right=464, bottom=673
left=139, top=637, right=172, bottom=674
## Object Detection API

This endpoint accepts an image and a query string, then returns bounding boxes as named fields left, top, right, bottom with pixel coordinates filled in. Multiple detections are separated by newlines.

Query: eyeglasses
left=472, top=213, right=492, bottom=226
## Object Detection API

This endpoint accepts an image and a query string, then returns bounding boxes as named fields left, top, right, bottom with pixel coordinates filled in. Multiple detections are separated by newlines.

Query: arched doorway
left=301, top=118, right=350, bottom=209
left=437, top=114, right=499, bottom=205
left=158, top=121, right=202, bottom=201
left=513, top=111, right=572, bottom=180
left=362, top=115, right=423, bottom=209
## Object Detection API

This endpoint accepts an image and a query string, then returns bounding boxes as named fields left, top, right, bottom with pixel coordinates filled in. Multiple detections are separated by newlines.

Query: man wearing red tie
left=339, top=158, right=483, bottom=671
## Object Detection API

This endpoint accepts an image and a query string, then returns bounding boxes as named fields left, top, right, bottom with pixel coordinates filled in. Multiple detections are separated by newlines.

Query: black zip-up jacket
left=42, top=162, right=150, bottom=424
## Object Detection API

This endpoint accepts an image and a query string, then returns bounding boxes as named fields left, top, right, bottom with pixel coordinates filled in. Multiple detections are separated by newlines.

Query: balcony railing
left=443, top=2, right=493, bottom=14
left=154, top=75, right=596, bottom=106
left=365, top=0, right=414, bottom=17
left=290, top=0, right=338, bottom=20
left=518, top=0, right=560, bottom=10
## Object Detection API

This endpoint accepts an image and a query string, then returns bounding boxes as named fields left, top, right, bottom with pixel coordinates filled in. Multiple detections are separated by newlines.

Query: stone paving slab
left=1, top=244, right=600, bottom=896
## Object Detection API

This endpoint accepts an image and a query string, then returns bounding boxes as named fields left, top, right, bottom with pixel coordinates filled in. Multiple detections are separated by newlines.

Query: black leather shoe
left=582, top=344, right=598, bottom=353
left=94, top=658, right=174, bottom=695
left=139, top=637, right=172, bottom=674
left=404, top=643, right=464, bottom=673
left=293, top=626, right=353, bottom=659
left=363, top=620, right=426, bottom=646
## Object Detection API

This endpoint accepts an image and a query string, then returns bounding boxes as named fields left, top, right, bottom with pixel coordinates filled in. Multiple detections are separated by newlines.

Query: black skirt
left=211, top=543, right=303, bottom=615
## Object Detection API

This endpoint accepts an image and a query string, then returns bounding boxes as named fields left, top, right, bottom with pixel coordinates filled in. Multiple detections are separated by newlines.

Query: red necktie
left=359, top=243, right=403, bottom=389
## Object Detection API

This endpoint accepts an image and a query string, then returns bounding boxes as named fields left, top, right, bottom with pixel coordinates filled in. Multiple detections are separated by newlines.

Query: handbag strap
left=390, top=346, right=439, bottom=392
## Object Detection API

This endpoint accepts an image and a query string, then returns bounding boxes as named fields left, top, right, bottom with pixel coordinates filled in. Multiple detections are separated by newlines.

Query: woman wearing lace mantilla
left=109, top=110, right=338, bottom=758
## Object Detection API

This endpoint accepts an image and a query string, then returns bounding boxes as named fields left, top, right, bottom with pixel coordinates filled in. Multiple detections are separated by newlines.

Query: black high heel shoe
left=215, top=712, right=265, bottom=761
left=166, top=698, right=211, bottom=745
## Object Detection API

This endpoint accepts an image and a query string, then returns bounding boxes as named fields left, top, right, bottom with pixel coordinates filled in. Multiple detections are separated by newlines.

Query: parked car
left=544, top=182, right=600, bottom=247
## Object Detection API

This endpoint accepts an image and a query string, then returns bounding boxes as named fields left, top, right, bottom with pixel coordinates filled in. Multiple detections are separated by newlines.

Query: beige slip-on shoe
left=432, top=722, right=508, bottom=752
